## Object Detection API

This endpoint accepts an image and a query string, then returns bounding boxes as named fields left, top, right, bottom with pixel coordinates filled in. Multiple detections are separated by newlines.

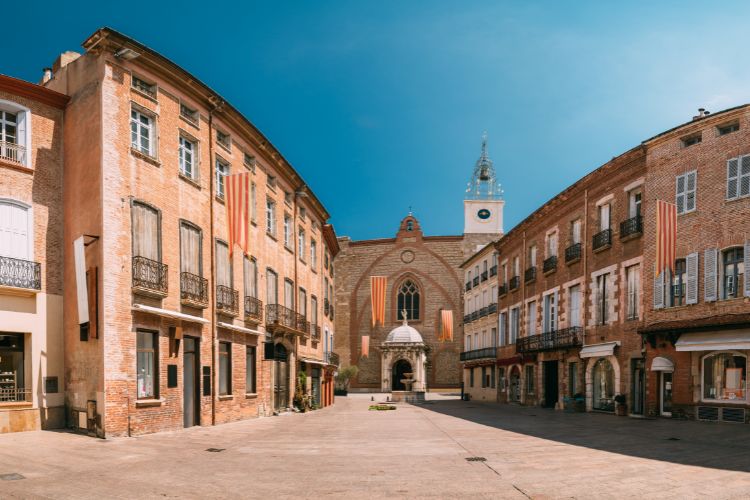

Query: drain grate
left=666, top=437, right=680, bottom=441
left=205, top=448, right=226, bottom=453
left=0, top=473, right=25, bottom=481
left=465, top=457, right=487, bottom=462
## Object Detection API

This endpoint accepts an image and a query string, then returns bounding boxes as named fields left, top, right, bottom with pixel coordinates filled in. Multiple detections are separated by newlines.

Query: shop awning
left=132, top=304, right=209, bottom=324
left=299, top=358, right=327, bottom=366
left=675, top=330, right=750, bottom=351
left=651, top=357, right=674, bottom=372
left=579, top=341, right=620, bottom=359
left=217, top=322, right=262, bottom=336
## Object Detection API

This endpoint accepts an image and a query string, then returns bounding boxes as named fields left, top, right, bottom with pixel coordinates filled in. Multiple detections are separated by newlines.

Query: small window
left=298, top=228, right=306, bottom=259
left=131, top=75, right=156, bottom=98
left=310, top=239, right=317, bottom=268
left=284, top=191, right=293, bottom=205
left=216, top=130, right=231, bottom=150
left=299, top=207, right=306, bottom=220
left=179, top=103, right=198, bottom=124
left=676, top=171, right=697, bottom=214
left=681, top=133, right=702, bottom=147
left=215, top=158, right=229, bottom=199
left=178, top=135, right=197, bottom=180
left=137, top=330, right=158, bottom=399
left=267, top=175, right=277, bottom=189
left=284, top=215, right=292, bottom=248
left=130, top=109, right=155, bottom=157
left=219, top=342, right=231, bottom=395
left=246, top=346, right=256, bottom=394
left=717, top=122, right=739, bottom=136
left=266, top=199, right=276, bottom=236
left=244, top=153, right=256, bottom=172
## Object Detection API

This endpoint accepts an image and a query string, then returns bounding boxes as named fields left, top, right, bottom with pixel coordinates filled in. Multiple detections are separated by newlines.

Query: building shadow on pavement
left=418, top=399, right=750, bottom=473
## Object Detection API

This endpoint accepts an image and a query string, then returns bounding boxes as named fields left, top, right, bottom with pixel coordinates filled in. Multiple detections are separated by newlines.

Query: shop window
left=702, top=352, right=746, bottom=402
left=0, top=333, right=25, bottom=402
left=136, top=330, right=158, bottom=399
left=592, top=358, right=614, bottom=411
left=219, top=342, right=232, bottom=395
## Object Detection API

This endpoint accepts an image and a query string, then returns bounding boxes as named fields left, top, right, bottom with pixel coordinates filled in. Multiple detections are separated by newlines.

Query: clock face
left=477, top=209, right=491, bottom=220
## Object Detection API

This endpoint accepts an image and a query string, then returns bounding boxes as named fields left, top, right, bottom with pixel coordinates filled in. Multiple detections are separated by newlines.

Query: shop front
left=581, top=341, right=620, bottom=413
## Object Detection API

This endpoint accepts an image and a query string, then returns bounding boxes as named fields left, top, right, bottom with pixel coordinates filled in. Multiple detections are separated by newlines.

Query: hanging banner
left=361, top=335, right=370, bottom=358
left=370, top=276, right=387, bottom=326
left=440, top=310, right=454, bottom=342
left=225, top=172, right=251, bottom=256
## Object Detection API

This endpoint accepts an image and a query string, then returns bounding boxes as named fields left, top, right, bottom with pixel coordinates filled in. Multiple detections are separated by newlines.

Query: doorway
left=631, top=359, right=645, bottom=415
left=274, top=344, right=289, bottom=412
left=392, top=359, right=412, bottom=391
left=183, top=337, right=200, bottom=427
left=509, top=366, right=521, bottom=402
left=543, top=360, right=559, bottom=408
left=660, top=372, right=673, bottom=417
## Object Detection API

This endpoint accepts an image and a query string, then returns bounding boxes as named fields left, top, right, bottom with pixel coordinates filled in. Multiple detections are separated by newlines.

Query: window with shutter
left=179, top=223, right=201, bottom=275
left=675, top=175, right=686, bottom=213
left=704, top=248, right=718, bottom=302
left=569, top=285, right=581, bottom=327
left=676, top=171, right=697, bottom=214
left=266, top=269, right=278, bottom=304
left=0, top=200, right=31, bottom=260
left=727, top=158, right=739, bottom=200
left=686, top=253, right=698, bottom=304
left=745, top=241, right=750, bottom=298
left=215, top=241, right=230, bottom=287
left=740, top=156, right=750, bottom=198
left=653, top=270, right=664, bottom=309
left=132, top=202, right=160, bottom=261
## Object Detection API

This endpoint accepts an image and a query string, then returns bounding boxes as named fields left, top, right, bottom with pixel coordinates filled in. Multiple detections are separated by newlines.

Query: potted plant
left=614, top=394, right=627, bottom=416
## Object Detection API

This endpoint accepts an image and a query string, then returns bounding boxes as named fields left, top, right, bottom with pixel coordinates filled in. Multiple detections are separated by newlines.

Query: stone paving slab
left=0, top=395, right=748, bottom=499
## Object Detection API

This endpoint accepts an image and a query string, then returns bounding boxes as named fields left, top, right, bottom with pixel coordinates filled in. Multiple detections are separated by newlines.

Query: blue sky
left=7, top=2, right=750, bottom=240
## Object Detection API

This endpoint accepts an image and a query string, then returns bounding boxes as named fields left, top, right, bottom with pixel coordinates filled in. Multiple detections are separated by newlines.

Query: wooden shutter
left=727, top=158, right=739, bottom=200
left=704, top=248, right=718, bottom=302
left=676, top=175, right=686, bottom=213
left=745, top=241, right=750, bottom=297
left=0, top=201, right=30, bottom=260
left=215, top=241, right=230, bottom=287
left=686, top=252, right=699, bottom=304
left=686, top=172, right=696, bottom=212
left=653, top=270, right=664, bottom=309
left=741, top=156, right=750, bottom=197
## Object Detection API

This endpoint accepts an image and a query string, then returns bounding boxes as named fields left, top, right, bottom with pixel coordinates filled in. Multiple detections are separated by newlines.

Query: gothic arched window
left=397, top=279, right=420, bottom=321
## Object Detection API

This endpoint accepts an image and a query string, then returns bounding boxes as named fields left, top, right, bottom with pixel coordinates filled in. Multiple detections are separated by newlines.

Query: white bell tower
left=464, top=132, right=504, bottom=235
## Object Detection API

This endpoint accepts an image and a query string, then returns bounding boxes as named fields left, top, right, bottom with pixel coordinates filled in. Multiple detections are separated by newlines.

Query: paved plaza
left=1, top=394, right=749, bottom=499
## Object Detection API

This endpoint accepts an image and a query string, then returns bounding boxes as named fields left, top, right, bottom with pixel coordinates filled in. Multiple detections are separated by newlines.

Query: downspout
left=582, top=189, right=589, bottom=346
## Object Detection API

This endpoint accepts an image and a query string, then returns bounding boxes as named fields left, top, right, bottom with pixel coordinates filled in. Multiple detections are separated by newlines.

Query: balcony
left=470, top=311, right=479, bottom=322
left=311, top=324, right=321, bottom=341
left=479, top=306, right=488, bottom=318
left=0, top=141, right=26, bottom=165
left=327, top=351, right=340, bottom=367
left=132, top=256, right=168, bottom=297
left=489, top=265, right=498, bottom=277
left=592, top=228, right=612, bottom=252
left=515, top=326, right=583, bottom=354
left=324, top=298, right=330, bottom=316
left=0, top=256, right=41, bottom=293
left=543, top=256, right=557, bottom=275
left=460, top=347, right=498, bottom=362
left=180, top=272, right=208, bottom=308
left=498, top=283, right=507, bottom=296
left=296, top=314, right=311, bottom=337
left=266, top=304, right=308, bottom=336
left=473, top=276, right=480, bottom=287
left=524, top=266, right=537, bottom=283
left=244, top=296, right=263, bottom=322
left=330, top=305, right=334, bottom=320
left=465, top=281, right=472, bottom=291
left=509, top=275, right=520, bottom=291
left=216, top=285, right=239, bottom=316
left=620, top=215, right=643, bottom=241
left=565, top=243, right=582, bottom=264
left=488, top=302, right=497, bottom=314
left=481, top=271, right=488, bottom=282
left=463, top=314, right=472, bottom=324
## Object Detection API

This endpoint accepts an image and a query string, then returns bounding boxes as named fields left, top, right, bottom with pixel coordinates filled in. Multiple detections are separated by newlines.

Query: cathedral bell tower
left=464, top=132, right=504, bottom=235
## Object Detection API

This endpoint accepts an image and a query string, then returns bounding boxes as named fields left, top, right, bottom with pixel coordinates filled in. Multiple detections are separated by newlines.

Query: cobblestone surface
left=1, top=394, right=749, bottom=499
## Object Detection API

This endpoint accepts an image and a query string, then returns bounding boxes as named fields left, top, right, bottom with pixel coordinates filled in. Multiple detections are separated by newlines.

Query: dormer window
left=0, top=100, right=30, bottom=168
left=179, top=103, right=198, bottom=125
left=717, top=121, right=739, bottom=136
left=681, top=133, right=702, bottom=148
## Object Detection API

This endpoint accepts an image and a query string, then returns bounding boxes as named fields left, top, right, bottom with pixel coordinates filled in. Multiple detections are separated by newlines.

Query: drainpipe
left=582, top=189, right=589, bottom=345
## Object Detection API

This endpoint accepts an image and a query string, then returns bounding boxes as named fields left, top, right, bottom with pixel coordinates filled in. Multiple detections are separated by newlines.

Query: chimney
left=40, top=67, right=53, bottom=85
left=692, top=108, right=711, bottom=121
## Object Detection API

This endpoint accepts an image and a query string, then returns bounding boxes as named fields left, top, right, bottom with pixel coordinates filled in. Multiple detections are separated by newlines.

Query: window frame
left=396, top=278, right=421, bottom=321
left=266, top=199, right=276, bottom=236
left=676, top=170, right=697, bottom=215
left=136, top=330, right=158, bottom=400
left=215, top=157, right=230, bottom=199
left=178, top=133, right=198, bottom=180
left=218, top=341, right=232, bottom=396
left=130, top=107, right=156, bottom=158
left=0, top=100, right=31, bottom=168
left=701, top=351, right=747, bottom=403
left=721, top=247, right=744, bottom=299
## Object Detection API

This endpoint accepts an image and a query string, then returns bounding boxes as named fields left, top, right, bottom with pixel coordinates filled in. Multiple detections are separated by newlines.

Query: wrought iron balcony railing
left=593, top=228, right=612, bottom=252
left=216, top=285, right=239, bottom=316
left=0, top=387, right=31, bottom=403
left=460, top=347, right=498, bottom=362
left=0, top=256, right=41, bottom=290
left=543, top=256, right=557, bottom=274
left=473, top=276, right=480, bottom=287
left=499, top=283, right=507, bottom=296
left=479, top=306, right=488, bottom=318
left=266, top=304, right=308, bottom=336
left=488, top=302, right=497, bottom=314
left=180, top=272, right=208, bottom=307
left=327, top=351, right=340, bottom=366
left=0, top=141, right=26, bottom=165
left=481, top=271, right=489, bottom=282
left=463, top=314, right=472, bottom=324
left=465, top=281, right=472, bottom=291
left=324, top=298, right=330, bottom=316
left=565, top=243, right=582, bottom=263
left=515, top=326, right=583, bottom=354
left=132, top=256, right=168, bottom=296
left=296, top=314, right=311, bottom=337
left=244, top=296, right=263, bottom=322
left=489, top=265, right=498, bottom=277
left=470, top=311, right=479, bottom=322
left=620, top=215, right=643, bottom=240
left=311, top=324, right=321, bottom=341
left=509, top=275, right=520, bottom=291
left=524, top=266, right=537, bottom=283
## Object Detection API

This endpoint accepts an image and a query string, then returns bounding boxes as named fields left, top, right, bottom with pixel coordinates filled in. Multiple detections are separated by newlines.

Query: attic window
left=216, top=130, right=231, bottom=150
left=681, top=133, right=702, bottom=148
left=180, top=103, right=198, bottom=125
left=131, top=75, right=156, bottom=98
left=244, top=153, right=256, bottom=172
left=267, top=175, right=277, bottom=189
left=717, top=122, right=740, bottom=136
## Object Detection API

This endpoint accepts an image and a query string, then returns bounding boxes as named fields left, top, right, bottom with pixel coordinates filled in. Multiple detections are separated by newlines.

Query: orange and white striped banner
left=655, top=199, right=677, bottom=277
left=370, top=276, right=387, bottom=327
left=361, top=335, right=370, bottom=358
left=440, top=310, right=454, bottom=342
left=225, top=172, right=252, bottom=256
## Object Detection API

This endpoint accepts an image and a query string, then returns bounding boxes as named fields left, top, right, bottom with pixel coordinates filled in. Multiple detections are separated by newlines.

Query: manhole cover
left=205, top=448, right=226, bottom=453
left=0, top=473, right=25, bottom=481
left=465, top=457, right=487, bottom=462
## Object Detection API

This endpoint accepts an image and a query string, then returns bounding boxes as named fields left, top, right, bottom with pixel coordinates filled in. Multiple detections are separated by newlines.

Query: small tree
left=335, top=365, right=359, bottom=393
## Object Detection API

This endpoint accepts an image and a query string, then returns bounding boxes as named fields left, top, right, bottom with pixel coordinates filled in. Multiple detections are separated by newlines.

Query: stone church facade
left=334, top=139, right=503, bottom=391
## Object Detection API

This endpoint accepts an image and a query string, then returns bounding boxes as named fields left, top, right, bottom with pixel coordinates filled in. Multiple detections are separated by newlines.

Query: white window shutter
left=16, top=111, right=28, bottom=166
left=704, top=248, right=718, bottom=302
left=686, top=171, right=697, bottom=212
left=745, top=241, right=750, bottom=297
left=686, top=252, right=699, bottom=304
left=553, top=290, right=558, bottom=331
left=676, top=175, right=686, bottom=213
left=653, top=271, right=664, bottom=309
left=727, top=158, right=739, bottom=200
left=741, top=156, right=750, bottom=198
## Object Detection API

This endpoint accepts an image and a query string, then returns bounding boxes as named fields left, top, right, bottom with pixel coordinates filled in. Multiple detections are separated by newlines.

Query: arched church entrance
left=392, top=359, right=413, bottom=391
left=273, top=344, right=289, bottom=412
